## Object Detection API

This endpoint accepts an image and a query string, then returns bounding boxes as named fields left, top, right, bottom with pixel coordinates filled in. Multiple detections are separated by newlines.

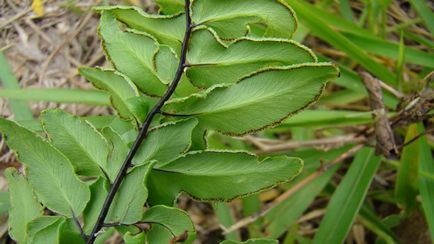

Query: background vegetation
left=0, top=0, right=433, bottom=243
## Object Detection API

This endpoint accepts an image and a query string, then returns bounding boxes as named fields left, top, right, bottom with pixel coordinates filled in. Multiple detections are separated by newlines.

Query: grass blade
left=214, top=203, right=240, bottom=241
left=288, top=1, right=434, bottom=68
left=339, top=0, right=354, bottom=22
left=416, top=123, right=434, bottom=238
left=0, top=88, right=110, bottom=105
left=404, top=30, right=434, bottom=49
left=359, top=206, right=398, bottom=243
left=344, top=33, right=434, bottom=68
left=317, top=55, right=399, bottom=109
left=396, top=31, right=406, bottom=84
left=286, top=0, right=397, bottom=85
left=409, top=0, right=434, bottom=34
left=242, top=195, right=262, bottom=238
left=313, top=147, right=381, bottom=243
left=264, top=147, right=351, bottom=238
left=395, top=124, right=420, bottom=212
left=0, top=52, right=33, bottom=120
left=264, top=165, right=338, bottom=238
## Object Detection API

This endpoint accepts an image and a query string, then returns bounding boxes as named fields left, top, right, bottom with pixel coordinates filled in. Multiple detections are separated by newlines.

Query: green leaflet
left=101, top=127, right=129, bottom=183
left=41, top=109, right=109, bottom=176
left=25, top=217, right=84, bottom=244
left=95, top=6, right=185, bottom=53
left=94, top=228, right=116, bottom=244
left=220, top=239, right=278, bottom=244
left=189, top=124, right=208, bottom=150
left=147, top=151, right=302, bottom=205
left=0, top=192, right=8, bottom=215
left=98, top=0, right=298, bottom=52
left=123, top=231, right=146, bottom=244
left=147, top=224, right=173, bottom=244
left=154, top=45, right=179, bottom=84
left=156, top=0, right=184, bottom=14
left=133, top=118, right=198, bottom=166
left=27, top=216, right=66, bottom=244
left=142, top=205, right=196, bottom=243
left=107, top=164, right=153, bottom=224
left=173, top=76, right=202, bottom=97
left=0, top=119, right=90, bottom=217
left=5, top=168, right=43, bottom=243
left=58, top=218, right=86, bottom=244
left=83, top=178, right=108, bottom=234
left=164, top=63, right=339, bottom=135
left=79, top=67, right=148, bottom=122
left=104, top=116, right=137, bottom=136
left=98, top=11, right=168, bottom=96
left=191, top=0, right=297, bottom=40
left=186, top=27, right=316, bottom=88
left=313, top=148, right=381, bottom=244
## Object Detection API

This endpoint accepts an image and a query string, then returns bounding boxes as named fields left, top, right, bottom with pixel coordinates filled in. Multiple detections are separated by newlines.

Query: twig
left=378, top=79, right=404, bottom=99
left=243, top=135, right=271, bottom=151
left=0, top=8, right=32, bottom=30
left=24, top=18, right=53, bottom=44
left=241, top=135, right=284, bottom=145
left=398, top=128, right=434, bottom=150
left=223, top=144, right=364, bottom=234
left=0, top=43, right=14, bottom=52
left=297, top=208, right=326, bottom=224
left=361, top=72, right=398, bottom=159
left=38, top=10, right=93, bottom=85
left=391, top=86, right=433, bottom=128
left=274, top=143, right=363, bottom=203
left=255, top=135, right=366, bottom=155
left=86, top=1, right=193, bottom=243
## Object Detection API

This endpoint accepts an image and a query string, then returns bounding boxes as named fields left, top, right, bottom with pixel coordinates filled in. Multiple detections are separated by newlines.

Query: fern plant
left=0, top=0, right=338, bottom=243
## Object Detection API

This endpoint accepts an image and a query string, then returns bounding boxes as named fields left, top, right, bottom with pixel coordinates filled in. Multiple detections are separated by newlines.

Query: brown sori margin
left=86, top=1, right=193, bottom=242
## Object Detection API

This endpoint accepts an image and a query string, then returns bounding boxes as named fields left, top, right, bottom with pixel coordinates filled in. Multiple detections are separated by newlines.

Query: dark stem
left=86, top=1, right=193, bottom=242
left=72, top=210, right=88, bottom=241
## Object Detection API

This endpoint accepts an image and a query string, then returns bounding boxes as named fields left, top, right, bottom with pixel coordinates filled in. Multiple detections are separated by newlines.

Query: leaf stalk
left=86, top=1, right=193, bottom=242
